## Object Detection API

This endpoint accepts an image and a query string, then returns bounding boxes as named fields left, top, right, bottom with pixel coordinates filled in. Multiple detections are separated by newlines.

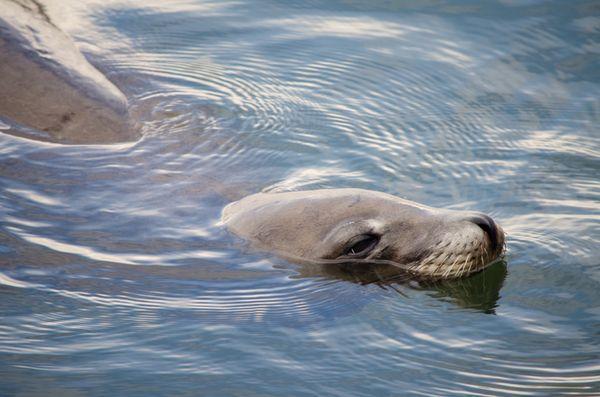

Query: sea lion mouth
left=406, top=250, right=506, bottom=280
left=404, top=230, right=506, bottom=279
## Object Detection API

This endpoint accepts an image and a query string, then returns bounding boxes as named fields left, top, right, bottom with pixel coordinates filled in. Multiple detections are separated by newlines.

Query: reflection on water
left=426, top=260, right=508, bottom=314
left=1, top=0, right=599, bottom=395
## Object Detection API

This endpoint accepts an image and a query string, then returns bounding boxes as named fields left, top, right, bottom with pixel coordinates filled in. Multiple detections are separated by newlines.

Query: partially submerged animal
left=222, top=189, right=506, bottom=280
left=0, top=0, right=137, bottom=144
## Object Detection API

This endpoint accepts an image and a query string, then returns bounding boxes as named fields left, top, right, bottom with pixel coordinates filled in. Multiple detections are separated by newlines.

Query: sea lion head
left=222, top=189, right=505, bottom=280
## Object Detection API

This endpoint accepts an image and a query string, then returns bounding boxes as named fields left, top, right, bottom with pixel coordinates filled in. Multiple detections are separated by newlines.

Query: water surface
left=1, top=0, right=599, bottom=395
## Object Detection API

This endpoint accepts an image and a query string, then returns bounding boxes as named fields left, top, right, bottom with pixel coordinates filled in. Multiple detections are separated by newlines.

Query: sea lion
left=222, top=189, right=505, bottom=280
left=0, top=0, right=137, bottom=144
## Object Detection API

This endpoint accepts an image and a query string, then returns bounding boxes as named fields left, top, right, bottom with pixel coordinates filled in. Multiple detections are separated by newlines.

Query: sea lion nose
left=468, top=214, right=500, bottom=252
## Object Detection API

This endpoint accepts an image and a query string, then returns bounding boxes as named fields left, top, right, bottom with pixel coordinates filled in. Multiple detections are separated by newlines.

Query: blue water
left=1, top=0, right=599, bottom=395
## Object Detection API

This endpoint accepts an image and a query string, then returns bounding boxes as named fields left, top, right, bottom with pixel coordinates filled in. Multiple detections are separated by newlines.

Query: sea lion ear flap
left=316, top=219, right=383, bottom=259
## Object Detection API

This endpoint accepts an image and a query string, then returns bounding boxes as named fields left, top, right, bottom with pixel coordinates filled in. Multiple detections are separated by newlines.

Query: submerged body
left=0, top=0, right=136, bottom=144
left=222, top=189, right=505, bottom=280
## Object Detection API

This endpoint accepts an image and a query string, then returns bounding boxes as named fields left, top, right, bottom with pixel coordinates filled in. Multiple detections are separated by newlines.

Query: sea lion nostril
left=469, top=214, right=498, bottom=252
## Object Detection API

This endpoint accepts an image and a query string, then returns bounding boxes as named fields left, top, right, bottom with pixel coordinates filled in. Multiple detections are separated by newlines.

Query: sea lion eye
left=343, top=234, right=380, bottom=257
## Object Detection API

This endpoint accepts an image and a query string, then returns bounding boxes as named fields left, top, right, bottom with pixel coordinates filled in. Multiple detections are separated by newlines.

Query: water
left=1, top=0, right=599, bottom=395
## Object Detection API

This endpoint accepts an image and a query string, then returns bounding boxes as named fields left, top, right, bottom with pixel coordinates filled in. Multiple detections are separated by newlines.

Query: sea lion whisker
left=468, top=254, right=476, bottom=275
left=443, top=257, right=456, bottom=278
left=386, top=283, right=408, bottom=297
left=457, top=254, right=471, bottom=277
